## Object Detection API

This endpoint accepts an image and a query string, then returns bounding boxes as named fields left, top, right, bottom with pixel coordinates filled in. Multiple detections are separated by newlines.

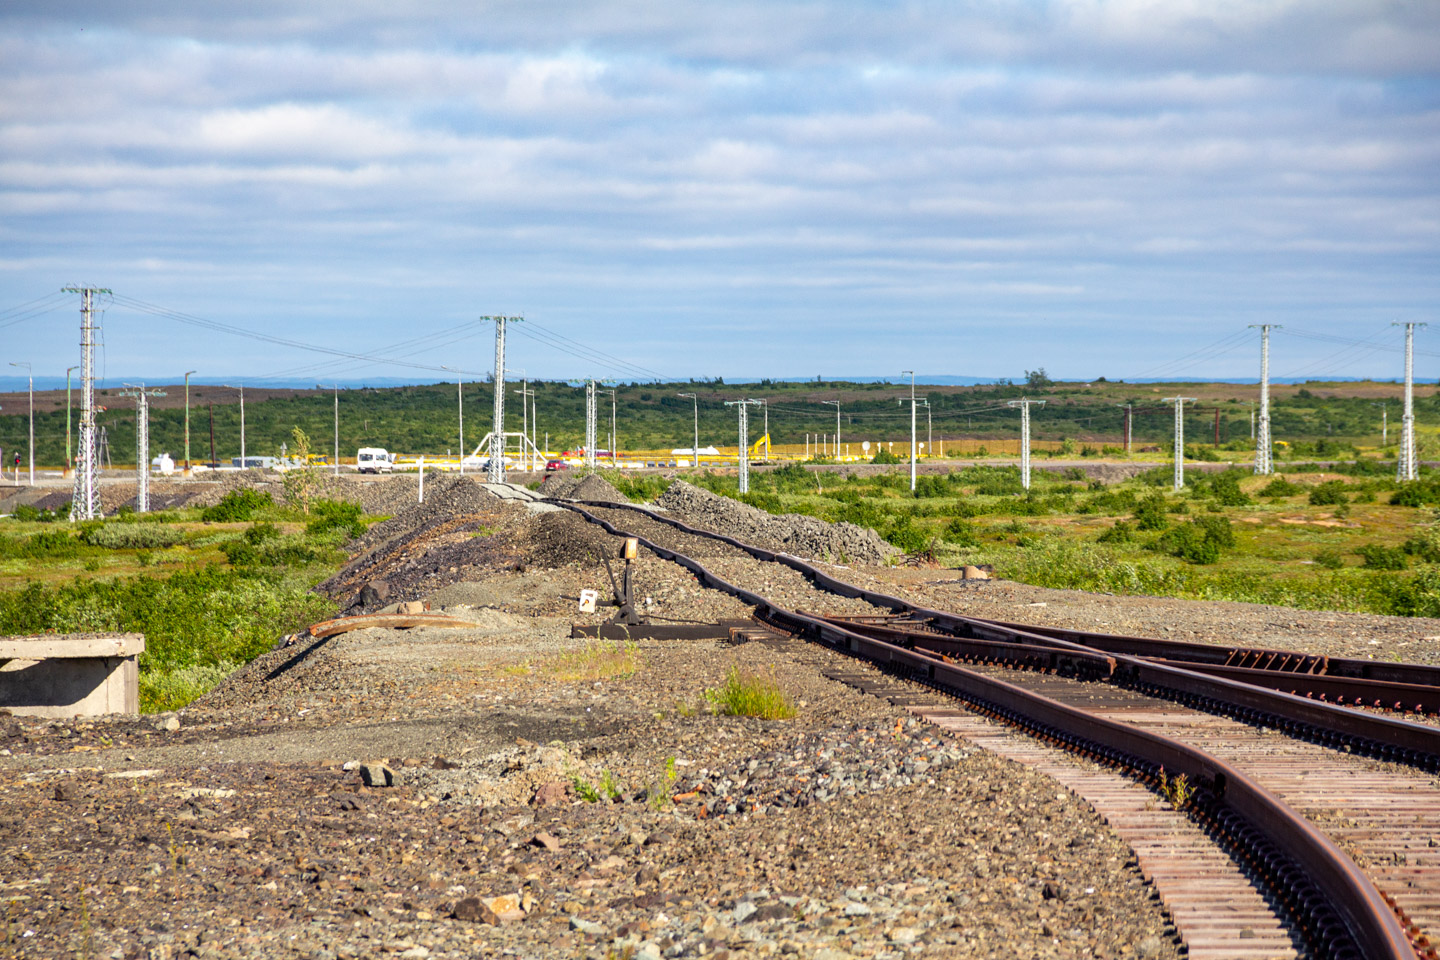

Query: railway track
left=527, top=492, right=1440, bottom=960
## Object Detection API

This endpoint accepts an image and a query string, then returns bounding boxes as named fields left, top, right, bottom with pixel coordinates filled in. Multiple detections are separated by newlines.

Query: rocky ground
left=5, top=473, right=1439, bottom=959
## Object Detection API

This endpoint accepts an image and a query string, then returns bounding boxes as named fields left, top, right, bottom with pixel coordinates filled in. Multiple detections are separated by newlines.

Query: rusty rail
left=550, top=497, right=1415, bottom=959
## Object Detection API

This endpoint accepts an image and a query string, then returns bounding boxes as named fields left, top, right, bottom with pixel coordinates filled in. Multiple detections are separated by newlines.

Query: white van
left=357, top=447, right=392, bottom=474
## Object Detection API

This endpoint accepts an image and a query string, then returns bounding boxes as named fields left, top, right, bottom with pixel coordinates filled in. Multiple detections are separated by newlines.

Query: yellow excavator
left=749, top=433, right=771, bottom=458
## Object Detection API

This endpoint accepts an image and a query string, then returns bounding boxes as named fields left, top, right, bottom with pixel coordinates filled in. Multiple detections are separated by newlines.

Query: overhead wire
left=0, top=291, right=73, bottom=331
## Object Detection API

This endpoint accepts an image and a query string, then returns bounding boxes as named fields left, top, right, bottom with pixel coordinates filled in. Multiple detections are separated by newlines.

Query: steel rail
left=568, top=499, right=1440, bottom=770
left=951, top=613, right=1440, bottom=688
left=814, top=614, right=1440, bottom=714
left=549, top=497, right=1415, bottom=960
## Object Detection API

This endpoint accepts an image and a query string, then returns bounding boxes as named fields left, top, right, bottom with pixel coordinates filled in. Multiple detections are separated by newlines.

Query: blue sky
left=1, top=1, right=1437, bottom=386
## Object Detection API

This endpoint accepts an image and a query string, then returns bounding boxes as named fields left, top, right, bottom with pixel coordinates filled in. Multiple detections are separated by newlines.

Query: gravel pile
left=542, top=473, right=629, bottom=503
left=655, top=480, right=897, bottom=565
left=673, top=720, right=970, bottom=817
left=355, top=476, right=494, bottom=550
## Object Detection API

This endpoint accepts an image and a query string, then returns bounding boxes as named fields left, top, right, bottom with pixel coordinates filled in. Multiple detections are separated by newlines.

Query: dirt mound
left=568, top=474, right=628, bottom=503
left=354, top=476, right=494, bottom=550
left=654, top=480, right=897, bottom=565
left=539, top=473, right=627, bottom=503
left=519, top=510, right=624, bottom=568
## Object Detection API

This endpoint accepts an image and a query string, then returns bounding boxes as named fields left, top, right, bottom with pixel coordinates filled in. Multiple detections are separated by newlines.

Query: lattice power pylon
left=482, top=315, right=522, bottom=483
left=1007, top=398, right=1045, bottom=489
left=64, top=286, right=110, bottom=520
left=119, top=384, right=166, bottom=513
left=1163, top=396, right=1197, bottom=490
left=1251, top=324, right=1279, bottom=475
left=585, top=380, right=598, bottom=471
left=1396, top=322, right=1426, bottom=482
left=726, top=399, right=762, bottom=493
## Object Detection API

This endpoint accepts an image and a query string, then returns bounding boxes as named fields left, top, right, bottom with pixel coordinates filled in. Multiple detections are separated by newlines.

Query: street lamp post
left=607, top=389, right=617, bottom=465
left=678, top=393, right=698, bottom=468
left=9, top=362, right=32, bottom=485
left=65, top=365, right=78, bottom=471
left=183, top=370, right=196, bottom=471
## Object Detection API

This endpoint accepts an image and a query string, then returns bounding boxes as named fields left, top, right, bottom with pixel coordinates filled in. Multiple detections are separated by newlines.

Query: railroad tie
left=911, top=708, right=1305, bottom=960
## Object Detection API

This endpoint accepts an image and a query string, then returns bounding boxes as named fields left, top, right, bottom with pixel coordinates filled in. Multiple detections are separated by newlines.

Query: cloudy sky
left=1, top=1, right=1437, bottom=385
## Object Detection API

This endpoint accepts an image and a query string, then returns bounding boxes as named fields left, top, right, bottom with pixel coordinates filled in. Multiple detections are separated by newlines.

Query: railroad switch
left=603, top=537, right=642, bottom=626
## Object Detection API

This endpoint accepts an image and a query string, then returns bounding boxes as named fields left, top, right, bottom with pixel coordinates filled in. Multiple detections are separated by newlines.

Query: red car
left=545, top=460, right=571, bottom=472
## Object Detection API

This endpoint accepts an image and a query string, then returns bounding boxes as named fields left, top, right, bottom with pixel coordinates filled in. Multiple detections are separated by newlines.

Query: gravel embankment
left=655, top=481, right=897, bottom=566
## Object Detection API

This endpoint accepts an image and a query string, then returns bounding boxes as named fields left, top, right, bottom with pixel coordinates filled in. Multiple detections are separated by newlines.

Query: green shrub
left=1097, top=520, right=1135, bottom=544
left=1313, top=549, right=1346, bottom=570
left=1134, top=495, right=1170, bottom=532
left=1391, top=480, right=1440, bottom=508
left=1357, top=544, right=1408, bottom=570
left=944, top=517, right=980, bottom=546
left=1402, top=527, right=1440, bottom=564
left=201, top=488, right=274, bottom=522
left=306, top=499, right=366, bottom=538
left=1151, top=516, right=1232, bottom=564
left=883, top=514, right=932, bottom=554
left=1206, top=471, right=1251, bottom=507
left=871, top=449, right=902, bottom=464
left=11, top=503, right=63, bottom=523
left=79, top=523, right=186, bottom=550
left=139, top=661, right=239, bottom=713
left=1260, top=477, right=1303, bottom=498
left=1308, top=480, right=1350, bottom=506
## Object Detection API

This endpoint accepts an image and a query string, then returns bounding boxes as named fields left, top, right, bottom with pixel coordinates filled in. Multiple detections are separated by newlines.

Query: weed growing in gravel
left=572, top=775, right=602, bottom=803
left=705, top=668, right=796, bottom=720
left=544, top=640, right=641, bottom=682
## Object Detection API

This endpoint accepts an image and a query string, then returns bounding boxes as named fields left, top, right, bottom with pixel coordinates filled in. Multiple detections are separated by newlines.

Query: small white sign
left=578, top=589, right=599, bottom=614
left=861, top=441, right=871, bottom=453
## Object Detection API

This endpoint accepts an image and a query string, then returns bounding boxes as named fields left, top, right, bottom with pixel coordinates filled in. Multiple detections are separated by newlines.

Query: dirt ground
left=5, top=477, right=1438, bottom=959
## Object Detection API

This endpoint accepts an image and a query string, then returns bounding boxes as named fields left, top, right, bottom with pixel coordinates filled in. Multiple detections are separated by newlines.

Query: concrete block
left=0, top=633, right=144, bottom=718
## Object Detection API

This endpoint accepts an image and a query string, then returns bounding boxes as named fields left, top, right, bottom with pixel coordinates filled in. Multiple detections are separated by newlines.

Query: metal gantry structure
left=118, top=383, right=166, bottom=513
left=1251, top=324, right=1279, bottom=475
left=482, top=315, right=523, bottom=483
left=64, top=286, right=109, bottom=521
left=1396, top=322, right=1426, bottom=482
left=1163, top=396, right=1197, bottom=490
left=1007, top=398, right=1045, bottom=489
left=585, top=379, right=598, bottom=470
left=726, top=399, right=762, bottom=493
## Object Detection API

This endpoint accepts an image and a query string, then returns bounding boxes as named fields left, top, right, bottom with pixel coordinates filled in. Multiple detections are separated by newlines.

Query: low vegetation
left=687, top=461, right=1440, bottom=619
left=0, top=489, right=379, bottom=712
left=704, top=667, right=797, bottom=719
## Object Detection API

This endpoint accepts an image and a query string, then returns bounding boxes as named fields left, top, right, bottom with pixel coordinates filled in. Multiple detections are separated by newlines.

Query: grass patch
left=704, top=667, right=796, bottom=719
left=543, top=639, right=642, bottom=682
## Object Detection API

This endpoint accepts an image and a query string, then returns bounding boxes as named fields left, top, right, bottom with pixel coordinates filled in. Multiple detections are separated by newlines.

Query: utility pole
left=8, top=362, right=32, bottom=485
left=922, top=400, right=932, bottom=457
left=585, top=379, right=598, bottom=471
left=316, top=383, right=340, bottom=476
left=118, top=384, right=165, bottom=512
left=678, top=393, right=698, bottom=468
left=208, top=404, right=216, bottom=468
left=821, top=400, right=840, bottom=458
left=1163, top=396, right=1197, bottom=490
left=607, top=388, right=617, bottom=465
left=223, top=384, right=246, bottom=465
left=443, top=366, right=464, bottom=474
left=725, top=399, right=762, bottom=494
left=1114, top=403, right=1132, bottom=454
left=64, top=286, right=108, bottom=520
left=65, top=365, right=78, bottom=471
left=1007, top=398, right=1046, bottom=489
left=903, top=370, right=917, bottom=491
left=1396, top=322, right=1426, bottom=481
left=481, top=315, right=523, bottom=483
left=183, top=371, right=196, bottom=471
left=512, top=381, right=535, bottom=471
left=1373, top=402, right=1388, bottom=448
left=1250, top=324, right=1280, bottom=475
